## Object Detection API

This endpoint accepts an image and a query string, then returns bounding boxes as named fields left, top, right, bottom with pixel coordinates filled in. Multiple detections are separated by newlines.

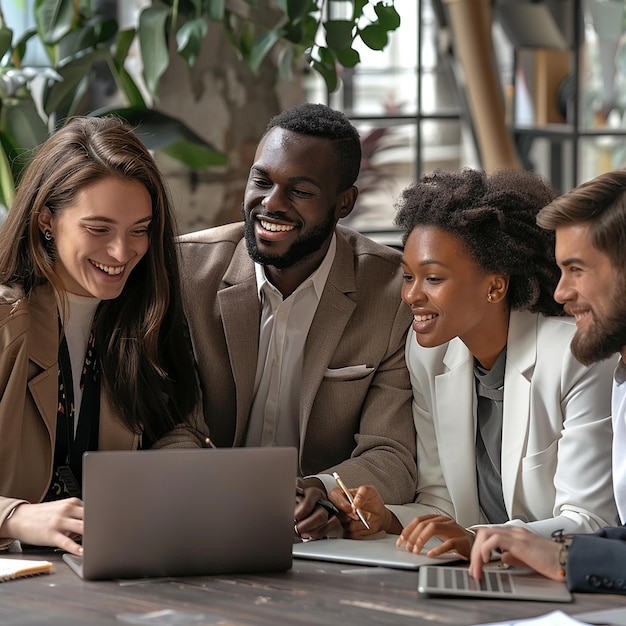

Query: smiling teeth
left=414, top=314, right=437, bottom=322
left=91, top=261, right=124, bottom=275
left=260, top=220, right=294, bottom=232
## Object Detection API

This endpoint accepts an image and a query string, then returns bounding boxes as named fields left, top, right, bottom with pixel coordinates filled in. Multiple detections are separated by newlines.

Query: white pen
left=332, top=472, right=370, bottom=530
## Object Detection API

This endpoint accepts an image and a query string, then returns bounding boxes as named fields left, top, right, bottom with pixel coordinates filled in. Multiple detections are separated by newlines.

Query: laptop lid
left=418, top=565, right=573, bottom=602
left=63, top=447, right=296, bottom=580
left=293, top=534, right=460, bottom=570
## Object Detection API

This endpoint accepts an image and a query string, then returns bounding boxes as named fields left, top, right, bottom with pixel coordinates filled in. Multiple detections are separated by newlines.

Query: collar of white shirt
left=254, top=233, right=337, bottom=302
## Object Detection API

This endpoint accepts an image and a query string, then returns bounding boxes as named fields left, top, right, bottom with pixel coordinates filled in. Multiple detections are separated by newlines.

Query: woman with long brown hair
left=0, top=116, right=206, bottom=556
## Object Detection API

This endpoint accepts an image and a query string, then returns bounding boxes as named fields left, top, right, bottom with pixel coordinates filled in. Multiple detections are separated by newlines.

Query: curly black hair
left=395, top=168, right=563, bottom=316
left=266, top=103, right=361, bottom=191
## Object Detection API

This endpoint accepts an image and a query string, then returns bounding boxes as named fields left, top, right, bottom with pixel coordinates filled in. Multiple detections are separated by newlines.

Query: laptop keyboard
left=429, top=567, right=514, bottom=594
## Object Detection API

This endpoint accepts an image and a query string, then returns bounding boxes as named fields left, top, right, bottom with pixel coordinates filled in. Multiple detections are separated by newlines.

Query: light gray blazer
left=389, top=310, right=618, bottom=535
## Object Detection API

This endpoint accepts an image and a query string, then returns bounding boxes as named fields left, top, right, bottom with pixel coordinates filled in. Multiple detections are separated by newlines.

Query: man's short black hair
left=266, top=103, right=361, bottom=191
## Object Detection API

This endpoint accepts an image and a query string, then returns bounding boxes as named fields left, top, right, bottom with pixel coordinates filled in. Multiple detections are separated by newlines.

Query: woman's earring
left=44, top=230, right=53, bottom=242
left=487, top=293, right=494, bottom=302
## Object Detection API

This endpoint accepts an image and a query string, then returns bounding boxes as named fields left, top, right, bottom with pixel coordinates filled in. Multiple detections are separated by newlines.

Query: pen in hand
left=332, top=472, right=370, bottom=530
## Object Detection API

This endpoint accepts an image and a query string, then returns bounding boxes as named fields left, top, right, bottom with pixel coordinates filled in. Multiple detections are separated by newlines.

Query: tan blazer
left=0, top=283, right=206, bottom=537
left=178, top=223, right=417, bottom=504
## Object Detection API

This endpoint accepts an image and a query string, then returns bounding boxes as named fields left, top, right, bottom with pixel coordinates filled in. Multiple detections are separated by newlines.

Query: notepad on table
left=0, top=558, right=53, bottom=581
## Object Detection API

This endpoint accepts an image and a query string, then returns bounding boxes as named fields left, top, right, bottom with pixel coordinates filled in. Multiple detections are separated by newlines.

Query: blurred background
left=2, top=0, right=625, bottom=243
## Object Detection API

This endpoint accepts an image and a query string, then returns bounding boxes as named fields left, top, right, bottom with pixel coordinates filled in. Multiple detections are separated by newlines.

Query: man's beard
left=570, top=288, right=626, bottom=365
left=243, top=208, right=336, bottom=270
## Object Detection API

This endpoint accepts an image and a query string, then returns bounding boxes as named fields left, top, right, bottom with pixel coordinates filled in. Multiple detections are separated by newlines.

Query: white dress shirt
left=612, top=357, right=626, bottom=524
left=245, top=235, right=336, bottom=450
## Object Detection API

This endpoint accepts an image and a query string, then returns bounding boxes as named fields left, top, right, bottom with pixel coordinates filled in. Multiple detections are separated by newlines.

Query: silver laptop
left=63, top=447, right=296, bottom=580
left=418, top=565, right=573, bottom=602
left=293, top=534, right=460, bottom=570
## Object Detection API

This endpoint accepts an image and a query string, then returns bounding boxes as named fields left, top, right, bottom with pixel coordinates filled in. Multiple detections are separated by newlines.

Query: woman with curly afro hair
left=330, top=168, right=618, bottom=559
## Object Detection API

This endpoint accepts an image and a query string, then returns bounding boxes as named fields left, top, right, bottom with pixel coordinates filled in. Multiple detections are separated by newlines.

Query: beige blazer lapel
left=27, top=285, right=59, bottom=442
left=435, top=340, right=482, bottom=527
left=220, top=240, right=261, bottom=444
left=501, top=311, right=535, bottom=516
left=300, top=233, right=356, bottom=445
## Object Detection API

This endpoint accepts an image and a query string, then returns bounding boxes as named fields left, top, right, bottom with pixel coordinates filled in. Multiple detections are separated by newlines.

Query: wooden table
left=0, top=551, right=624, bottom=626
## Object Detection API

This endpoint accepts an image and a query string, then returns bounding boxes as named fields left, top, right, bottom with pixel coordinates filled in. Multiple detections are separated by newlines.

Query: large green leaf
left=35, top=0, right=75, bottom=45
left=312, top=46, right=338, bottom=92
left=0, top=138, right=15, bottom=212
left=335, top=46, right=360, bottom=67
left=42, top=48, right=110, bottom=117
left=109, top=30, right=146, bottom=109
left=312, top=59, right=337, bottom=92
left=139, top=4, right=171, bottom=98
left=91, top=106, right=227, bottom=169
left=324, top=20, right=354, bottom=50
left=2, top=101, right=48, bottom=156
left=299, top=14, right=318, bottom=46
left=277, top=44, right=295, bottom=81
left=11, top=28, right=37, bottom=66
left=186, top=0, right=204, bottom=14
left=359, top=23, right=388, bottom=50
left=282, top=20, right=302, bottom=44
left=352, top=0, right=369, bottom=20
left=115, top=29, right=136, bottom=66
left=248, top=28, right=282, bottom=73
left=204, top=0, right=225, bottom=21
left=374, top=2, right=401, bottom=30
left=0, top=26, right=13, bottom=60
left=161, top=140, right=227, bottom=169
left=57, top=18, right=118, bottom=63
left=238, top=21, right=255, bottom=59
left=176, top=18, right=208, bottom=66
left=220, top=11, right=238, bottom=50
left=110, top=63, right=146, bottom=109
left=286, top=0, right=310, bottom=20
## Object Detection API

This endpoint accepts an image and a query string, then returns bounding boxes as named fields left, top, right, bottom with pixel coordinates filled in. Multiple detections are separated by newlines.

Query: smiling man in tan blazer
left=178, top=103, right=416, bottom=539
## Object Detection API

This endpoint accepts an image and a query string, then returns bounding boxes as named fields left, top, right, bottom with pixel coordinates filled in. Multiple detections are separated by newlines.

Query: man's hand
left=397, top=514, right=473, bottom=559
left=294, top=477, right=341, bottom=540
left=469, top=526, right=564, bottom=582
left=2, top=499, right=84, bottom=556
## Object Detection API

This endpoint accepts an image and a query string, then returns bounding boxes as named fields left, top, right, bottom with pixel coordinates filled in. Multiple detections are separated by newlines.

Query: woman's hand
left=2, top=498, right=84, bottom=556
left=397, top=514, right=473, bottom=559
left=469, top=526, right=564, bottom=582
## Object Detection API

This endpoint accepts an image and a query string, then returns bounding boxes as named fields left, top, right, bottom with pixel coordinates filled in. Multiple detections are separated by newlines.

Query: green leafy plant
left=0, top=0, right=400, bottom=211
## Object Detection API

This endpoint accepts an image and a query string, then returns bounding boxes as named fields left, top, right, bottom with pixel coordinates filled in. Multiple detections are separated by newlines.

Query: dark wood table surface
left=1, top=551, right=625, bottom=626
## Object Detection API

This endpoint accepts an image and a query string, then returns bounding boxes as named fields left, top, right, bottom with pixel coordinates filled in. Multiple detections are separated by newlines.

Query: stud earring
left=487, top=293, right=494, bottom=302
left=44, top=230, right=53, bottom=242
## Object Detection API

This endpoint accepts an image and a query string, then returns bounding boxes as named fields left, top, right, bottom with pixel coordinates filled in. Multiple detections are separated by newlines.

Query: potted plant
left=0, top=0, right=400, bottom=213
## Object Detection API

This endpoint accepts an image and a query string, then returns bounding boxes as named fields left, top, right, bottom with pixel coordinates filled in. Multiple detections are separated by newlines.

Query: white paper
left=474, top=609, right=591, bottom=626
